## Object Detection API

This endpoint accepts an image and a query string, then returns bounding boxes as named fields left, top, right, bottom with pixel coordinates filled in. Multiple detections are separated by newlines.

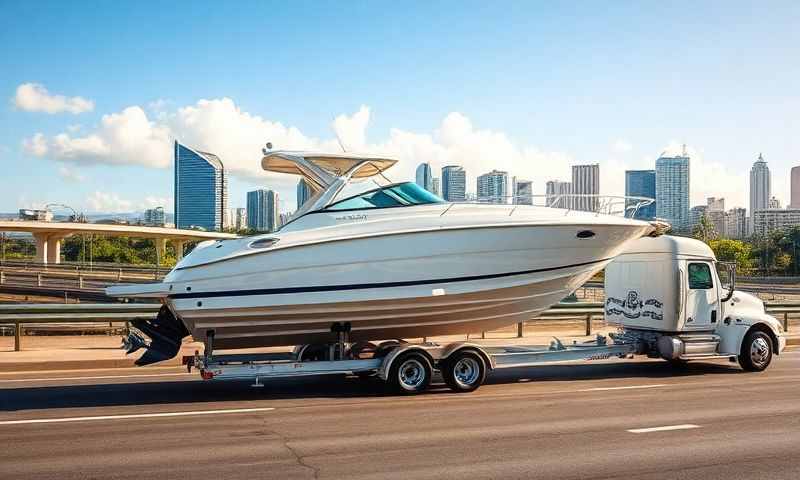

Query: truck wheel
left=442, top=350, right=486, bottom=393
left=388, top=352, right=432, bottom=394
left=739, top=331, right=773, bottom=372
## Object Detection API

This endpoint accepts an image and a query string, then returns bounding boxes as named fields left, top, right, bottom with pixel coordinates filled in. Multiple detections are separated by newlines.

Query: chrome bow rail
left=453, top=194, right=655, bottom=218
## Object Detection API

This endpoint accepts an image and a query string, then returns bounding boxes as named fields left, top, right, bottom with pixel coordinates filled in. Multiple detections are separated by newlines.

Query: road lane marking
left=627, top=424, right=700, bottom=433
left=0, top=407, right=275, bottom=426
left=576, top=384, right=667, bottom=392
left=0, top=373, right=192, bottom=383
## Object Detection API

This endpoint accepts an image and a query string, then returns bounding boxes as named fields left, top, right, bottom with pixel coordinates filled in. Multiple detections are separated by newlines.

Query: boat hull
left=164, top=222, right=650, bottom=348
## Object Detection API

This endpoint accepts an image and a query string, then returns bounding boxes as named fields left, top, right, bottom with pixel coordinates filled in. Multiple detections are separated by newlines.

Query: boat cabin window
left=688, top=262, right=714, bottom=290
left=324, top=182, right=444, bottom=211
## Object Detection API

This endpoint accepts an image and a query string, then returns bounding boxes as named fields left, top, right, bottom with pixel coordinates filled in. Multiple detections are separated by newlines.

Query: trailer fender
left=438, top=342, right=495, bottom=371
left=377, top=346, right=435, bottom=381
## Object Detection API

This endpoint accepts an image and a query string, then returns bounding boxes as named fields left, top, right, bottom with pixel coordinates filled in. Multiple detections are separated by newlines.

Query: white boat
left=108, top=151, right=655, bottom=365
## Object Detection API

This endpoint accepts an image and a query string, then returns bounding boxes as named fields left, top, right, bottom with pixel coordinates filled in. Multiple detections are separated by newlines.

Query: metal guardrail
left=1, top=302, right=797, bottom=352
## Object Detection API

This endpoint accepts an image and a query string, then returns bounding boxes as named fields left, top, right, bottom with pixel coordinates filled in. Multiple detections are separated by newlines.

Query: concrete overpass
left=0, top=221, right=238, bottom=265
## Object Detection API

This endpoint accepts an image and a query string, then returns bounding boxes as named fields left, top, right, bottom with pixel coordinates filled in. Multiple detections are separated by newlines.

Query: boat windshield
left=324, top=182, right=445, bottom=211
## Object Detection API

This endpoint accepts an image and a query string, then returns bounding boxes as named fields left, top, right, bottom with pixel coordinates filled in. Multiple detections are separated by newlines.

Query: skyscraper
left=546, top=180, right=572, bottom=209
left=513, top=178, right=533, bottom=205
left=432, top=177, right=440, bottom=197
left=571, top=164, right=600, bottom=212
left=233, top=208, right=247, bottom=231
left=749, top=153, right=771, bottom=235
left=296, top=178, right=311, bottom=210
left=174, top=141, right=228, bottom=231
left=625, top=170, right=656, bottom=220
left=143, top=207, right=165, bottom=227
left=655, top=152, right=690, bottom=232
left=791, top=166, right=800, bottom=208
left=477, top=170, right=509, bottom=203
left=247, top=189, right=279, bottom=232
left=441, top=166, right=466, bottom=202
left=415, top=163, right=434, bottom=193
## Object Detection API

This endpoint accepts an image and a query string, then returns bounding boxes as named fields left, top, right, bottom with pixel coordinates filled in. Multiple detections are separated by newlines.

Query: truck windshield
left=324, top=182, right=445, bottom=211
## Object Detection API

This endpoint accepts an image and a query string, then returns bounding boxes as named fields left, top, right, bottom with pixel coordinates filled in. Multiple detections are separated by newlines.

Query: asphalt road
left=0, top=351, right=798, bottom=479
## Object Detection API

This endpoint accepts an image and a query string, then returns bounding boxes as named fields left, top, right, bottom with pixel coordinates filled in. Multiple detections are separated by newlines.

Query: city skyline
left=2, top=2, right=799, bottom=216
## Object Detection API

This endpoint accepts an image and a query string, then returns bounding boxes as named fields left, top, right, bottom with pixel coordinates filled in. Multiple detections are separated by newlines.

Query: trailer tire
left=739, top=330, right=773, bottom=372
left=442, top=350, right=486, bottom=393
left=388, top=352, right=432, bottom=394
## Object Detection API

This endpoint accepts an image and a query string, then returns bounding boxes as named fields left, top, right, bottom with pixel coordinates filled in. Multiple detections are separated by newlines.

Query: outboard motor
left=123, top=306, right=189, bottom=366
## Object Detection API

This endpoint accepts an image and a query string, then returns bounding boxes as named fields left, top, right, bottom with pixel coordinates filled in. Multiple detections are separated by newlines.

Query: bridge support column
left=155, top=238, right=167, bottom=266
left=173, top=240, right=186, bottom=260
left=46, top=236, right=64, bottom=264
left=33, top=234, right=48, bottom=264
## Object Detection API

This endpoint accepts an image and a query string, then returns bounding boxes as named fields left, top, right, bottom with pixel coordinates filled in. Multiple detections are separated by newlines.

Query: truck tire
left=388, top=352, right=432, bottom=394
left=739, top=330, right=773, bottom=372
left=442, top=350, right=486, bottom=393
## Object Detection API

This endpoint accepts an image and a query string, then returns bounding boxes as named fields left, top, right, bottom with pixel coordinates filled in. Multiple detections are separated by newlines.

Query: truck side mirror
left=720, top=262, right=736, bottom=302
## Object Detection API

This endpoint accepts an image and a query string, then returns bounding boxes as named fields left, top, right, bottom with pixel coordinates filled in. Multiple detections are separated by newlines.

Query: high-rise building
left=546, top=180, right=572, bottom=209
left=441, top=166, right=466, bottom=202
left=415, top=163, right=434, bottom=193
left=625, top=170, right=656, bottom=220
left=143, top=207, right=165, bottom=227
left=432, top=177, right=440, bottom=197
left=749, top=153, right=771, bottom=234
left=689, top=205, right=708, bottom=233
left=769, top=196, right=781, bottom=209
left=753, top=208, right=800, bottom=236
left=513, top=178, right=533, bottom=205
left=174, top=141, right=228, bottom=231
left=477, top=170, right=509, bottom=203
left=726, top=208, right=747, bottom=239
left=707, top=197, right=725, bottom=212
left=247, top=189, right=279, bottom=232
left=233, top=208, right=247, bottom=231
left=571, top=164, right=599, bottom=212
left=296, top=178, right=311, bottom=210
left=791, top=166, right=800, bottom=208
left=655, top=152, right=690, bottom=232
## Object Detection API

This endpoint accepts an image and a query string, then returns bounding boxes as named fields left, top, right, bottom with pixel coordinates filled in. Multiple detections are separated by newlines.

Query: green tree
left=708, top=239, right=755, bottom=274
left=691, top=213, right=717, bottom=243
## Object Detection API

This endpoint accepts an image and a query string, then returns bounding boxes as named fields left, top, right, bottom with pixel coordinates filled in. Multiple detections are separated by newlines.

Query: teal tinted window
left=688, top=263, right=713, bottom=289
left=325, top=182, right=444, bottom=211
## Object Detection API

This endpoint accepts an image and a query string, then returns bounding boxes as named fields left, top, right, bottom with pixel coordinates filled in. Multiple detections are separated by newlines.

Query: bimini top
left=262, top=151, right=397, bottom=189
left=262, top=150, right=403, bottom=219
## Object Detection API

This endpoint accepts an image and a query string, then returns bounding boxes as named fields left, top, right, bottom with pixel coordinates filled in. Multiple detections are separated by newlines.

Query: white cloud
left=23, top=106, right=171, bottom=168
left=22, top=133, right=49, bottom=156
left=84, top=191, right=173, bottom=213
left=13, top=83, right=94, bottom=114
left=25, top=98, right=750, bottom=209
left=58, top=165, right=85, bottom=183
left=333, top=105, right=370, bottom=150
left=612, top=139, right=632, bottom=153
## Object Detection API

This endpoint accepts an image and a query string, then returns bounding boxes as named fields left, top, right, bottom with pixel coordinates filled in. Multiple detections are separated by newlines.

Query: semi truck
left=188, top=235, right=785, bottom=393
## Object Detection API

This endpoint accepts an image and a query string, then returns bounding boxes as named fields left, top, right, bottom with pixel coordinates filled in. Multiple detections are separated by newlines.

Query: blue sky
left=1, top=1, right=798, bottom=214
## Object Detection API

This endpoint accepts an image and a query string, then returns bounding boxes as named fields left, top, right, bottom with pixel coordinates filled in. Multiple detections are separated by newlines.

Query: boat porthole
left=576, top=230, right=596, bottom=239
left=197, top=301, right=203, bottom=307
left=186, top=286, right=192, bottom=291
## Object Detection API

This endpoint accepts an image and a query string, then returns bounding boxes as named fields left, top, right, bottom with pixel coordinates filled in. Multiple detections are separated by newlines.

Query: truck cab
left=604, top=235, right=785, bottom=370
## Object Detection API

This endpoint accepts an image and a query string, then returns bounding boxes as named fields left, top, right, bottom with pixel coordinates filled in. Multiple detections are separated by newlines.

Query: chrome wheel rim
left=453, top=357, right=481, bottom=388
left=750, top=337, right=770, bottom=368
left=398, top=359, right=425, bottom=390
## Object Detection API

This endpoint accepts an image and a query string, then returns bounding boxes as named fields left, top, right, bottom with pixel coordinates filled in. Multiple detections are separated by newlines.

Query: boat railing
left=449, top=194, right=655, bottom=218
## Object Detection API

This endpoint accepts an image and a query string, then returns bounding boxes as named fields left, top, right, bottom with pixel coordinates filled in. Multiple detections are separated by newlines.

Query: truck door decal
left=605, top=291, right=663, bottom=320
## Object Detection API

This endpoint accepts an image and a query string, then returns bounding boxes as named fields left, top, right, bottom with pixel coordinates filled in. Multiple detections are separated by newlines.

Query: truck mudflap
left=123, top=305, right=189, bottom=366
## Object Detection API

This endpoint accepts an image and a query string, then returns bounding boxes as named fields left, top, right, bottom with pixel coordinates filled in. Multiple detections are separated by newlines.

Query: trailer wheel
left=388, top=352, right=432, bottom=394
left=442, top=350, right=486, bottom=393
left=739, top=330, right=773, bottom=372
